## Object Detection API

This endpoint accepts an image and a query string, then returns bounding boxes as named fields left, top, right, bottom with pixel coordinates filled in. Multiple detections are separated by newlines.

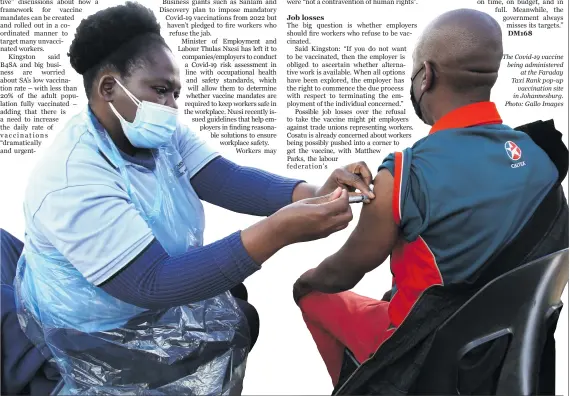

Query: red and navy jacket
left=379, top=101, right=558, bottom=328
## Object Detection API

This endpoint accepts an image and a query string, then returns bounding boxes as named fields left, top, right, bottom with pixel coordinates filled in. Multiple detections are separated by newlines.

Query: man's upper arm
left=33, top=184, right=154, bottom=286
left=334, top=169, right=400, bottom=276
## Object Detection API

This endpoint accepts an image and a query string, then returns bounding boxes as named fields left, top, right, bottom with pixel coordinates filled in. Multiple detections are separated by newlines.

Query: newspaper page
left=0, top=0, right=567, bottom=394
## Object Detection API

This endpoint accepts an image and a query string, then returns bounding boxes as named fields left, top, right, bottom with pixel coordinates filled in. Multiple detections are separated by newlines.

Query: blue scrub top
left=22, top=107, right=219, bottom=285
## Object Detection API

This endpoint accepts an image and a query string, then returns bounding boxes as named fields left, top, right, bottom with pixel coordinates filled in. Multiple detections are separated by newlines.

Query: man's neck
left=430, top=96, right=490, bottom=126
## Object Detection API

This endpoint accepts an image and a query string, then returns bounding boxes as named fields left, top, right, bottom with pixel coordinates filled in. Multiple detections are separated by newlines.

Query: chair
left=411, top=248, right=569, bottom=395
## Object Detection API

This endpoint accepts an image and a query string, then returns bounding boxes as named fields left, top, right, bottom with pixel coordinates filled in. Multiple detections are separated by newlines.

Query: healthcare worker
left=14, top=2, right=375, bottom=394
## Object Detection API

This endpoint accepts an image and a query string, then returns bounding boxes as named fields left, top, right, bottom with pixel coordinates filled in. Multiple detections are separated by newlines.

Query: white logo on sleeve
left=174, top=161, right=188, bottom=177
left=505, top=141, right=526, bottom=168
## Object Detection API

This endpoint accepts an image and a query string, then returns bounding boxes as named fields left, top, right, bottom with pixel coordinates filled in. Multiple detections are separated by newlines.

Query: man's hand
left=317, top=162, right=375, bottom=202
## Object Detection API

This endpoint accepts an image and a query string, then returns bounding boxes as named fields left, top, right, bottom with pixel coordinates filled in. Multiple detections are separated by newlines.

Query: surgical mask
left=410, top=65, right=426, bottom=123
left=109, top=78, right=178, bottom=149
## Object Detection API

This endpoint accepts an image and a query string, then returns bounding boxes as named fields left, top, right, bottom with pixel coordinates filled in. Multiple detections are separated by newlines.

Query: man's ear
left=98, top=75, right=117, bottom=103
left=421, top=61, right=434, bottom=93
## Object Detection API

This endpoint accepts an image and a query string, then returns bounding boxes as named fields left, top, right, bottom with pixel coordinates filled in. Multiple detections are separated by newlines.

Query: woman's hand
left=316, top=162, right=375, bottom=202
left=275, top=187, right=353, bottom=245
left=240, top=188, right=353, bottom=265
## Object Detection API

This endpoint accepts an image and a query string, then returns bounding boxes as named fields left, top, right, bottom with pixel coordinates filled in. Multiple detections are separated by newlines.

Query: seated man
left=292, top=9, right=568, bottom=388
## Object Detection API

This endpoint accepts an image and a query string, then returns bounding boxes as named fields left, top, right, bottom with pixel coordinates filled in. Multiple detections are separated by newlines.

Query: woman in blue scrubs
left=14, top=2, right=375, bottom=393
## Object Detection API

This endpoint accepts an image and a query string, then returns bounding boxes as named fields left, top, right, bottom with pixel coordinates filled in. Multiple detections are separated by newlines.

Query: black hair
left=68, top=1, right=169, bottom=97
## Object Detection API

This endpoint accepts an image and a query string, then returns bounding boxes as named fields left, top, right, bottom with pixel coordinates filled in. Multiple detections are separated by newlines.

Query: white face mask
left=109, top=78, right=178, bottom=149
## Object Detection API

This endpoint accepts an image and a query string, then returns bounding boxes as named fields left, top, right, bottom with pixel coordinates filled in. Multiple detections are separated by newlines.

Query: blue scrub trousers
left=1, top=229, right=60, bottom=395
